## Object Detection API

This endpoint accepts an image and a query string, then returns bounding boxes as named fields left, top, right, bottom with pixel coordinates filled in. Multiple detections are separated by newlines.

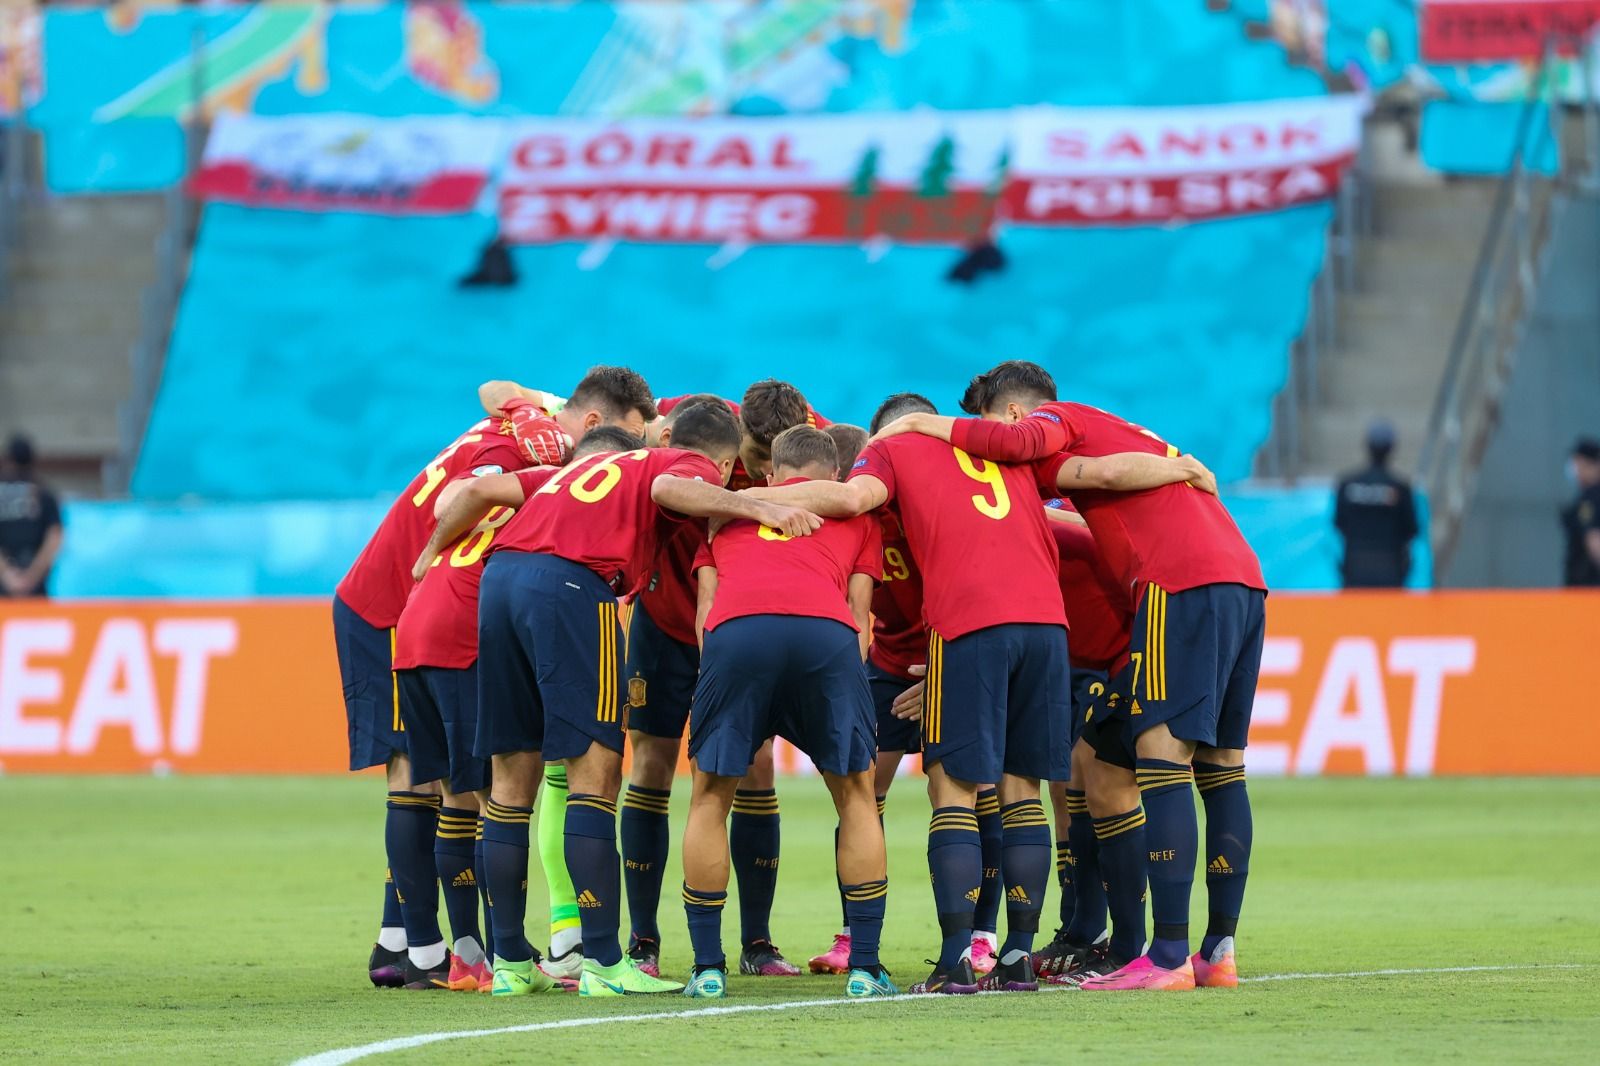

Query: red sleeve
left=849, top=440, right=896, bottom=502
left=660, top=451, right=722, bottom=484
left=692, top=539, right=714, bottom=574
left=514, top=467, right=558, bottom=495
left=655, top=395, right=684, bottom=416
left=464, top=436, right=527, bottom=476
left=654, top=451, right=724, bottom=522
left=1035, top=452, right=1073, bottom=496
left=852, top=517, right=884, bottom=581
left=949, top=408, right=1074, bottom=463
left=807, top=405, right=831, bottom=429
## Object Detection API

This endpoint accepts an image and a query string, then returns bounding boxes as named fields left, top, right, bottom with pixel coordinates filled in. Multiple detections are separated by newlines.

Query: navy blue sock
left=730, top=789, right=780, bottom=946
left=474, top=818, right=491, bottom=954
left=927, top=806, right=981, bottom=969
left=382, top=869, right=403, bottom=931
left=843, top=879, right=889, bottom=971
left=564, top=793, right=623, bottom=967
left=620, top=785, right=672, bottom=943
left=1196, top=762, right=1251, bottom=957
left=1055, top=838, right=1075, bottom=928
left=998, top=799, right=1051, bottom=956
left=481, top=801, right=533, bottom=963
left=1093, top=808, right=1148, bottom=964
left=1064, top=791, right=1107, bottom=945
left=1137, top=759, right=1197, bottom=969
left=385, top=791, right=442, bottom=948
left=434, top=807, right=482, bottom=952
left=973, top=788, right=1003, bottom=936
left=682, top=885, right=727, bottom=970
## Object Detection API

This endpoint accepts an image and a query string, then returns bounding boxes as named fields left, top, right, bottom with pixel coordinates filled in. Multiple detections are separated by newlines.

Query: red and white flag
left=193, top=113, right=496, bottom=214
left=1003, top=96, right=1365, bottom=226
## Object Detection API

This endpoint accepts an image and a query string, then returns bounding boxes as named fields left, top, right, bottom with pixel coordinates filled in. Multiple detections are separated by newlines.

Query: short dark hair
left=740, top=379, right=811, bottom=452
left=569, top=365, right=659, bottom=423
left=869, top=392, right=936, bottom=434
left=772, top=425, right=839, bottom=476
left=575, top=426, right=645, bottom=456
left=6, top=434, right=35, bottom=470
left=959, top=360, right=1056, bottom=415
left=670, top=400, right=743, bottom=460
left=823, top=424, right=868, bottom=474
left=1573, top=436, right=1600, bottom=463
left=665, top=393, right=734, bottom=423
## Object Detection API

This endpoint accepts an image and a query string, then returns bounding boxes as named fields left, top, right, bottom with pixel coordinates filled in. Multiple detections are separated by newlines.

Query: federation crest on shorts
left=628, top=677, right=647, bottom=709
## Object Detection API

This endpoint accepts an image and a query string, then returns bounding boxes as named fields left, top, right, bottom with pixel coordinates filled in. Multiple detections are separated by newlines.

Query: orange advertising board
left=1, top=591, right=1597, bottom=775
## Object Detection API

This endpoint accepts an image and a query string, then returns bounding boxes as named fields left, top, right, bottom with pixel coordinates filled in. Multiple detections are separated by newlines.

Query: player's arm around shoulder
left=741, top=474, right=887, bottom=519
left=413, top=472, right=532, bottom=580
left=651, top=473, right=823, bottom=537
left=1057, top=451, right=1218, bottom=495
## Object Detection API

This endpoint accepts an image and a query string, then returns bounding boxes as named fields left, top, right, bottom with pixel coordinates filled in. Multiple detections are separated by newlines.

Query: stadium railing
left=1417, top=34, right=1600, bottom=574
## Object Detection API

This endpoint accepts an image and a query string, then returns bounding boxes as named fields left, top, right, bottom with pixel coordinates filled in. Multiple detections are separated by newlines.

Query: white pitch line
left=291, top=964, right=1586, bottom=1066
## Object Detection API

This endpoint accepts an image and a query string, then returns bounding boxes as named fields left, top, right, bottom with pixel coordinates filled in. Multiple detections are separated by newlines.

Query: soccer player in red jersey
left=1033, top=503, right=1132, bottom=985
left=622, top=383, right=825, bottom=978
left=334, top=367, right=646, bottom=987
left=415, top=400, right=821, bottom=999
left=876, top=359, right=1266, bottom=991
left=389, top=427, right=639, bottom=993
left=679, top=426, right=893, bottom=999
left=804, top=395, right=1002, bottom=979
left=746, top=410, right=1201, bottom=994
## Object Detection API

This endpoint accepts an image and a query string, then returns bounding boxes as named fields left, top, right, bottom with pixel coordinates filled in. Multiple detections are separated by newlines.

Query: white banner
left=192, top=97, right=1366, bottom=232
left=496, top=112, right=1010, bottom=244
left=194, top=113, right=498, bottom=214
left=1003, top=96, right=1365, bottom=225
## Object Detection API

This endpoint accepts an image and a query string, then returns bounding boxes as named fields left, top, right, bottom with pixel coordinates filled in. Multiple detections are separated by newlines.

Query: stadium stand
left=132, top=203, right=1332, bottom=500
left=10, top=0, right=1463, bottom=591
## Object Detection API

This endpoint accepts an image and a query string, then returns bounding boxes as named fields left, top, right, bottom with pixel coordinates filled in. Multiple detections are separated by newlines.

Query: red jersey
left=393, top=467, right=558, bottom=670
left=694, top=479, right=881, bottom=633
left=949, top=403, right=1266, bottom=602
left=869, top=510, right=926, bottom=680
left=1050, top=513, right=1132, bottom=673
left=637, top=521, right=707, bottom=646
left=641, top=393, right=831, bottom=632
left=336, top=418, right=526, bottom=628
left=490, top=447, right=722, bottom=591
left=850, top=434, right=1066, bottom=641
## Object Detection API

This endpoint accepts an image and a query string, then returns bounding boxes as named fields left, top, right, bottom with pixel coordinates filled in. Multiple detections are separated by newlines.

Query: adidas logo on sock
left=577, top=889, right=602, bottom=909
left=1208, top=856, right=1234, bottom=874
left=452, top=870, right=477, bottom=888
left=1006, top=885, right=1032, bottom=905
left=964, top=887, right=982, bottom=903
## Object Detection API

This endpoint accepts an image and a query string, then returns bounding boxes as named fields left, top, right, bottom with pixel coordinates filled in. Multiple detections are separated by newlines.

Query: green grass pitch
left=6, top=776, right=1599, bottom=1064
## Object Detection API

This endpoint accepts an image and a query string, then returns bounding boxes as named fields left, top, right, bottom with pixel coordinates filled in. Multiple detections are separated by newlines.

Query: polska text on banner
left=1003, top=96, right=1365, bottom=226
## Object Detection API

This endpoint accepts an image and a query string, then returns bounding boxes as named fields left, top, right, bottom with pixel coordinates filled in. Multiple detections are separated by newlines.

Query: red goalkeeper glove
left=501, top=399, right=573, bottom=466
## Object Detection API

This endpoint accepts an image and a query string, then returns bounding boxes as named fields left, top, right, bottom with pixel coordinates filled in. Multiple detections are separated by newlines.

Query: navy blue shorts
left=869, top=659, right=921, bottom=754
left=1069, top=668, right=1110, bottom=747
left=332, top=594, right=403, bottom=772
left=1082, top=662, right=1137, bottom=771
left=922, top=623, right=1072, bottom=784
left=624, top=599, right=701, bottom=740
left=397, top=664, right=489, bottom=794
left=1125, top=582, right=1266, bottom=749
left=689, top=615, right=876, bottom=779
left=475, top=552, right=627, bottom=763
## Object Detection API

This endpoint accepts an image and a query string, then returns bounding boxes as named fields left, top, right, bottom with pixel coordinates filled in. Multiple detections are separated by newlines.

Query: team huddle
left=331, top=360, right=1267, bottom=1000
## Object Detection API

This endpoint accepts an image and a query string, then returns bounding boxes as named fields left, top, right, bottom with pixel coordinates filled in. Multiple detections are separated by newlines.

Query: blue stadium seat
left=133, top=202, right=1330, bottom=500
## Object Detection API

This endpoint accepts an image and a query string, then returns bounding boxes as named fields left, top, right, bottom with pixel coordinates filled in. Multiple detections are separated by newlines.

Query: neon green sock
left=540, top=765, right=581, bottom=946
